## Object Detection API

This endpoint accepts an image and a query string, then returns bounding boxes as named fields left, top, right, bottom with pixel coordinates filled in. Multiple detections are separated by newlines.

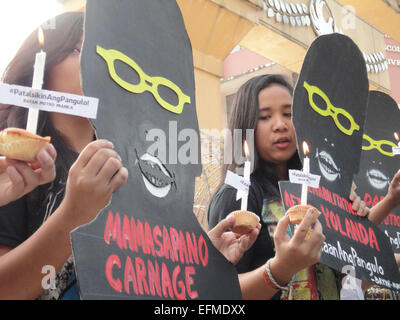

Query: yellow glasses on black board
left=97, top=45, right=191, bottom=114
left=362, top=134, right=397, bottom=157
left=303, top=81, right=360, bottom=136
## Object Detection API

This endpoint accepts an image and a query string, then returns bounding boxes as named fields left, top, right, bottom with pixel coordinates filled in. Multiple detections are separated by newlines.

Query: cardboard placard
left=280, top=181, right=400, bottom=290
left=279, top=33, right=400, bottom=289
left=354, top=91, right=400, bottom=253
left=292, top=33, right=368, bottom=196
left=71, top=0, right=241, bottom=299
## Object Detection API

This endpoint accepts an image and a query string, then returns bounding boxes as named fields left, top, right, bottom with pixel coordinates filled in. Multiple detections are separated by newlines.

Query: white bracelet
left=265, top=259, right=292, bottom=291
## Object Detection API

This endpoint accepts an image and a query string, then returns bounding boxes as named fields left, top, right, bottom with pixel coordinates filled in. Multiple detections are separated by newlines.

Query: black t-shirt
left=0, top=196, right=30, bottom=248
left=0, top=180, right=65, bottom=249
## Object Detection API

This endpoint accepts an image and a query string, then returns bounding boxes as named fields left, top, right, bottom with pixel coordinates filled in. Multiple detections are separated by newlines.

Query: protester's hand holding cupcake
left=268, top=208, right=325, bottom=289
left=0, top=140, right=57, bottom=207
left=208, top=212, right=261, bottom=265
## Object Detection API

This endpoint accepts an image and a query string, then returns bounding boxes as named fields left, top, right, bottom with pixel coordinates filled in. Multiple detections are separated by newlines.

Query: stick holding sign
left=289, top=141, right=320, bottom=192
left=27, top=27, right=46, bottom=134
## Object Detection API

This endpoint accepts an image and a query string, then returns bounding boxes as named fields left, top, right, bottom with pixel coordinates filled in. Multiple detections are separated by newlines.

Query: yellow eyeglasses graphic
left=96, top=45, right=191, bottom=114
left=362, top=134, right=397, bottom=157
left=303, top=81, right=360, bottom=136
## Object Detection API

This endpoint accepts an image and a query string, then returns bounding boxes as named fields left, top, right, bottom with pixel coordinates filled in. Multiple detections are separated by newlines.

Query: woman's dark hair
left=222, top=74, right=301, bottom=196
left=0, top=12, right=84, bottom=216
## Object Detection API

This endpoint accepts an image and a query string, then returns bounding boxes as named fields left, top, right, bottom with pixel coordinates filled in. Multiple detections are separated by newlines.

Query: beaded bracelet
left=263, top=259, right=291, bottom=291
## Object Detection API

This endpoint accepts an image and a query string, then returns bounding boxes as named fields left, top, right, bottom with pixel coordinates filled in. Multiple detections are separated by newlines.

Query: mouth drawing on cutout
left=136, top=151, right=176, bottom=198
left=316, top=148, right=341, bottom=182
left=366, top=169, right=389, bottom=190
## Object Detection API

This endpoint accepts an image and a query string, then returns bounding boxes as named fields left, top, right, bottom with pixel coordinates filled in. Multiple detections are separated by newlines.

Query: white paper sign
left=0, top=83, right=99, bottom=119
left=393, top=146, right=400, bottom=155
left=289, top=169, right=321, bottom=188
left=224, top=170, right=251, bottom=201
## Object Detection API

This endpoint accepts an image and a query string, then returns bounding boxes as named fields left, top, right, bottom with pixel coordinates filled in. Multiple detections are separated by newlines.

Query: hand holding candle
left=301, top=141, right=310, bottom=205
left=27, top=27, right=46, bottom=134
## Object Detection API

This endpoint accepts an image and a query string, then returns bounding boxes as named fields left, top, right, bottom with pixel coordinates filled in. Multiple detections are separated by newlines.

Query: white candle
left=301, top=156, right=309, bottom=205
left=241, top=159, right=251, bottom=211
left=240, top=140, right=251, bottom=211
left=27, top=28, right=46, bottom=134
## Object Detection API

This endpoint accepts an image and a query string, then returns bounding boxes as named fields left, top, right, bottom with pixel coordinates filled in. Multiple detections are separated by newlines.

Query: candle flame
left=38, top=27, right=45, bottom=47
left=302, top=141, right=309, bottom=155
left=395, top=132, right=400, bottom=142
left=244, top=140, right=250, bottom=158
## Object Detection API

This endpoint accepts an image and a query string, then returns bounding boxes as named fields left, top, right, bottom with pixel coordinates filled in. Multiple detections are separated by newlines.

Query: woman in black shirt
left=208, top=74, right=328, bottom=300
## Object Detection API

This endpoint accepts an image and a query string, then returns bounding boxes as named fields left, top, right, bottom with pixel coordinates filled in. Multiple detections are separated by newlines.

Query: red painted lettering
left=161, top=262, right=174, bottom=298
left=130, top=217, right=138, bottom=252
left=363, top=193, right=372, bottom=206
left=147, top=260, right=161, bottom=297
left=338, top=216, right=347, bottom=237
left=198, top=235, right=209, bottom=267
left=369, top=228, right=380, bottom=251
left=179, top=231, right=189, bottom=264
left=105, top=254, right=122, bottom=292
left=135, top=220, right=147, bottom=255
left=284, top=190, right=293, bottom=208
left=172, top=265, right=186, bottom=300
left=122, top=215, right=135, bottom=251
left=170, top=227, right=180, bottom=262
left=104, top=211, right=122, bottom=249
left=153, top=225, right=164, bottom=257
left=320, top=205, right=331, bottom=229
left=163, top=226, right=174, bottom=262
left=330, top=211, right=338, bottom=231
left=185, top=266, right=198, bottom=299
left=345, top=218, right=355, bottom=240
left=186, top=232, right=199, bottom=265
left=358, top=224, right=369, bottom=245
left=135, top=257, right=149, bottom=295
left=144, top=222, right=155, bottom=257
left=124, top=256, right=138, bottom=295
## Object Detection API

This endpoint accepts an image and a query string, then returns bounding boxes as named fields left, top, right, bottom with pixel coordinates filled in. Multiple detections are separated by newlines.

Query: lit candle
left=27, top=27, right=46, bottom=133
left=301, top=141, right=310, bottom=205
left=241, top=140, right=251, bottom=211
left=395, top=132, right=400, bottom=147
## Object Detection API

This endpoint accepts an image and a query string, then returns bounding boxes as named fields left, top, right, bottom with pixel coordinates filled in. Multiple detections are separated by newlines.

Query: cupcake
left=286, top=204, right=320, bottom=225
left=0, top=128, right=51, bottom=163
left=229, top=210, right=260, bottom=235
left=286, top=204, right=320, bottom=239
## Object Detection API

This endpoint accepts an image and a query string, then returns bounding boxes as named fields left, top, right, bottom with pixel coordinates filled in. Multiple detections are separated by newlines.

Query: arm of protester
left=0, top=140, right=128, bottom=299
left=239, top=208, right=325, bottom=300
left=0, top=144, right=57, bottom=207
left=367, top=170, right=400, bottom=226
left=208, top=214, right=260, bottom=266
left=349, top=183, right=369, bottom=217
